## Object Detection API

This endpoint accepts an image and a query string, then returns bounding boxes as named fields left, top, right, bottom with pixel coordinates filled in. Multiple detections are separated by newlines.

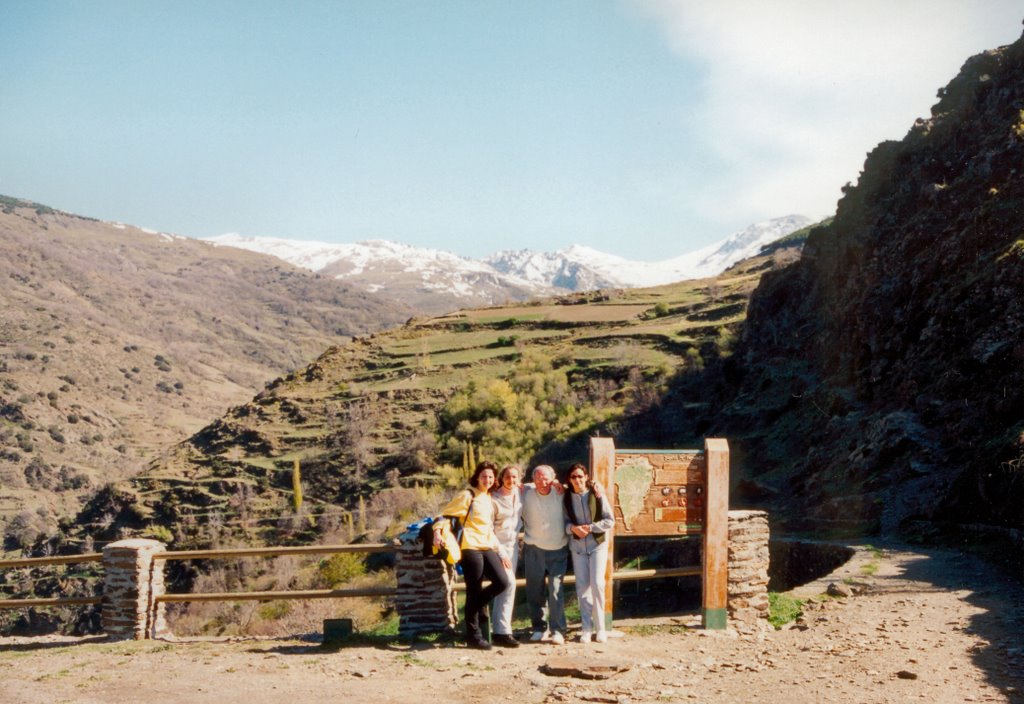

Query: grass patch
left=398, top=653, right=433, bottom=667
left=860, top=544, right=882, bottom=575
left=767, top=592, right=804, bottom=629
left=620, top=624, right=690, bottom=637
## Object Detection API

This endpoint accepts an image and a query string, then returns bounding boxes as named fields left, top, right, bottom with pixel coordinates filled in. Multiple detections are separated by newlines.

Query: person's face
left=476, top=468, right=495, bottom=491
left=568, top=469, right=588, bottom=493
left=534, top=470, right=554, bottom=492
left=502, top=468, right=520, bottom=489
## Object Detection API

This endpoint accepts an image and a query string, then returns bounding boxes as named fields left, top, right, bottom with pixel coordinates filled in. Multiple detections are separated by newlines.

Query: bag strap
left=454, top=489, right=474, bottom=546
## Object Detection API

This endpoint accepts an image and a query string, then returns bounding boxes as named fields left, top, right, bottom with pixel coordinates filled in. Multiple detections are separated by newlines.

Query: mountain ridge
left=205, top=214, right=814, bottom=312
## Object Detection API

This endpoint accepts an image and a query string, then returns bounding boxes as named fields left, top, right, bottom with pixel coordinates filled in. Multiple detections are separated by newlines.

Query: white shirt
left=521, top=485, right=568, bottom=550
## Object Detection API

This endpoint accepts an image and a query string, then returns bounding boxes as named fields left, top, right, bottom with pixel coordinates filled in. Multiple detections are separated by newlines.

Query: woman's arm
left=590, top=494, right=615, bottom=534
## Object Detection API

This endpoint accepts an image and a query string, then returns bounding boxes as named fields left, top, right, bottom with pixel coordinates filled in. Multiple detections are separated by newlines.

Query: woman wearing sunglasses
left=563, top=463, right=614, bottom=643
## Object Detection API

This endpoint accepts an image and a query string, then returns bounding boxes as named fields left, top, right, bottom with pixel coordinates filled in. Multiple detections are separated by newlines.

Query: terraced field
left=68, top=249, right=795, bottom=548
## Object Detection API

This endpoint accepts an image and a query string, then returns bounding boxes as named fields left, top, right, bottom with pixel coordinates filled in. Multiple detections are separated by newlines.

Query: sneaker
left=550, top=631, right=565, bottom=645
left=579, top=631, right=592, bottom=643
left=493, top=634, right=520, bottom=648
left=530, top=631, right=546, bottom=642
left=467, top=638, right=492, bottom=650
left=594, top=631, right=608, bottom=643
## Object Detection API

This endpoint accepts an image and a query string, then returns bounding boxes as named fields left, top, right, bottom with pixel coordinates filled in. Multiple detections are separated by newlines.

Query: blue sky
left=1, top=1, right=1021, bottom=260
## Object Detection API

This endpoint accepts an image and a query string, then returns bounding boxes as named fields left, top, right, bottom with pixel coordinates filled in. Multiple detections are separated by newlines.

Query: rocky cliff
left=730, top=29, right=1024, bottom=535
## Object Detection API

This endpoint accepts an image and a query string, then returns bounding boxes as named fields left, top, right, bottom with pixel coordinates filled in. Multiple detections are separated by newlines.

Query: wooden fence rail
left=0, top=544, right=700, bottom=606
left=0, top=553, right=102, bottom=569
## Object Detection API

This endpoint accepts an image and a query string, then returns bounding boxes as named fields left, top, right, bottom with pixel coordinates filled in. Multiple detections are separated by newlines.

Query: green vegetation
left=767, top=592, right=804, bottom=629
left=436, top=351, right=619, bottom=464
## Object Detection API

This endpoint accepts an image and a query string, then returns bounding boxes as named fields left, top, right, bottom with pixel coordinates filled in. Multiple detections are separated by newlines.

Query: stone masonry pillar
left=727, top=510, right=770, bottom=628
left=394, top=531, right=458, bottom=637
left=101, top=538, right=167, bottom=640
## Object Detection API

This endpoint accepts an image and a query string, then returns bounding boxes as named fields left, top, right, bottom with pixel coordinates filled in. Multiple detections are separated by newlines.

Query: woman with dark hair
left=434, top=460, right=510, bottom=649
left=564, top=462, right=614, bottom=643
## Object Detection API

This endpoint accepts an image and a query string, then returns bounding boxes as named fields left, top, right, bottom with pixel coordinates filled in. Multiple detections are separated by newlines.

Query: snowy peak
left=488, top=215, right=815, bottom=289
left=203, top=214, right=813, bottom=313
left=204, top=234, right=553, bottom=312
left=683, top=214, right=814, bottom=276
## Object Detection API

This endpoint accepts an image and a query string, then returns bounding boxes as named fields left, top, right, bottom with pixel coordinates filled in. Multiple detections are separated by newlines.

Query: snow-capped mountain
left=204, top=235, right=555, bottom=312
left=486, top=215, right=814, bottom=289
left=204, top=214, right=813, bottom=313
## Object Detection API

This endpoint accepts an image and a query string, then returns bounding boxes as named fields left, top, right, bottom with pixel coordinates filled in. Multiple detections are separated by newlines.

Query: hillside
left=688, top=30, right=1024, bottom=539
left=0, top=197, right=412, bottom=547
left=62, top=242, right=805, bottom=552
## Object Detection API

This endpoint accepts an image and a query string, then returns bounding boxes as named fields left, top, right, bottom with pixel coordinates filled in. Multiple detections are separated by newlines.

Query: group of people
left=432, top=460, right=614, bottom=650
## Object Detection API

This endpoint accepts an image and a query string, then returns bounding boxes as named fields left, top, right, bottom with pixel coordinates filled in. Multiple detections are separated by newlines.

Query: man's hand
left=501, top=556, right=512, bottom=570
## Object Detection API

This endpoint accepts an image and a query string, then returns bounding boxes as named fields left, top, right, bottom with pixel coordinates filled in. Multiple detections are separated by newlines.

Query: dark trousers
left=460, top=549, right=510, bottom=641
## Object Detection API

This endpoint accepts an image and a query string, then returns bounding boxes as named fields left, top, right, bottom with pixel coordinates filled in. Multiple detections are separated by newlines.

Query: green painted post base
left=323, top=618, right=353, bottom=642
left=702, top=608, right=727, bottom=630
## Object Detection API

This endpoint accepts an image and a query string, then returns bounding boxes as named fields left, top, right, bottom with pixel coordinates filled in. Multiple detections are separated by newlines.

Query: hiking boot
left=467, top=638, right=492, bottom=650
left=493, top=634, right=520, bottom=648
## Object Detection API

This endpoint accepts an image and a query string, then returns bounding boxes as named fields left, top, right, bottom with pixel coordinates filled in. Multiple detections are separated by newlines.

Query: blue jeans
left=522, top=543, right=567, bottom=635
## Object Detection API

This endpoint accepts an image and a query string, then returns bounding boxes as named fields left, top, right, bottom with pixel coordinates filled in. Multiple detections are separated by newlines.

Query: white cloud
left=629, top=0, right=1023, bottom=223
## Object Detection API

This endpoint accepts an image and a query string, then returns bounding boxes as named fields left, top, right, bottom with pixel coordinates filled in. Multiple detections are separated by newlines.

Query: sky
left=1, top=1, right=1022, bottom=261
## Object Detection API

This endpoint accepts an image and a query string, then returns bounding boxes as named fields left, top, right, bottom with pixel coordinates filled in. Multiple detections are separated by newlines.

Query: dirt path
left=1, top=543, right=1021, bottom=704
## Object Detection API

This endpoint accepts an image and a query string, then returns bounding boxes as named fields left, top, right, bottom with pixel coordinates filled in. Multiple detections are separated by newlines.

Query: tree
left=436, top=351, right=616, bottom=465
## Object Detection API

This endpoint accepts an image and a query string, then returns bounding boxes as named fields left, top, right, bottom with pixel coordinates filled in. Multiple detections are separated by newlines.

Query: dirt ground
left=1, top=543, right=1021, bottom=704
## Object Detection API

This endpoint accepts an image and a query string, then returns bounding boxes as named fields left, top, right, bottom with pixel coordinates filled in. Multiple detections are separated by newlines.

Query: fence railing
left=0, top=512, right=773, bottom=641
left=0, top=544, right=699, bottom=604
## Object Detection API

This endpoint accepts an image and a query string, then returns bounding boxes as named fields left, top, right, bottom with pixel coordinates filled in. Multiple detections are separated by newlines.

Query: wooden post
left=589, top=437, right=616, bottom=630
left=702, top=438, right=729, bottom=629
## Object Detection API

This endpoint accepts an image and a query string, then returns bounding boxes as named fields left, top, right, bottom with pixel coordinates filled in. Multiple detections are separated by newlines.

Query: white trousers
left=492, top=539, right=519, bottom=635
left=570, top=541, right=609, bottom=634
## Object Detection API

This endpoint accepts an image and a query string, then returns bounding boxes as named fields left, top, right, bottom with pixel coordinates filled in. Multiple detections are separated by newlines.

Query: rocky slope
left=699, top=30, right=1024, bottom=535
left=0, top=198, right=411, bottom=546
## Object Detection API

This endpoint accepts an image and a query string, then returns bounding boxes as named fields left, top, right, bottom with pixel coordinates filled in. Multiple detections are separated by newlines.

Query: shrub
left=142, top=524, right=174, bottom=543
left=316, top=553, right=366, bottom=587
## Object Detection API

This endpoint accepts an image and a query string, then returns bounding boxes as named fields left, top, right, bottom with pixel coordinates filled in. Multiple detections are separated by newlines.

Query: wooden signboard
left=589, top=438, right=729, bottom=630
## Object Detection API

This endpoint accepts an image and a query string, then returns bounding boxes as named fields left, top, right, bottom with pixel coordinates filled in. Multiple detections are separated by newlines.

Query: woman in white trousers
left=564, top=463, right=615, bottom=643
left=489, top=464, right=523, bottom=647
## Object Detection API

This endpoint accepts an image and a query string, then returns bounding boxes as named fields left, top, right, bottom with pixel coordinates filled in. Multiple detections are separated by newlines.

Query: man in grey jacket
left=520, top=464, right=568, bottom=644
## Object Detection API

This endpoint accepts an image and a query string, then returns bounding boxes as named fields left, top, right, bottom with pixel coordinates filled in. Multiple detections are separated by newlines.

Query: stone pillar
left=394, top=530, right=458, bottom=637
left=101, top=538, right=167, bottom=640
left=727, top=510, right=770, bottom=628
